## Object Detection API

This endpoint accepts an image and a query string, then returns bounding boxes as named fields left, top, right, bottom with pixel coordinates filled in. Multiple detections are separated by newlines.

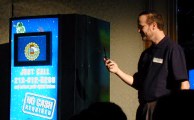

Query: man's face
left=137, top=15, right=154, bottom=41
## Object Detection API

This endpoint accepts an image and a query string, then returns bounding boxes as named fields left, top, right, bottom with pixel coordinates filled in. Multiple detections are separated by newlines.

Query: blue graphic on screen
left=10, top=17, right=58, bottom=120
left=14, top=32, right=51, bottom=66
left=18, top=35, right=46, bottom=61
left=189, top=69, right=194, bottom=89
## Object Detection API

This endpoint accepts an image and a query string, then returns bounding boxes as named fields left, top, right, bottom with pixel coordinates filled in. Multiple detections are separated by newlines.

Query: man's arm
left=104, top=59, right=134, bottom=86
left=180, top=80, right=190, bottom=90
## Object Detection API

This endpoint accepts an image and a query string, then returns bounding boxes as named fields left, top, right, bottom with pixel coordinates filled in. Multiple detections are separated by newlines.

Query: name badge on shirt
left=153, top=57, right=163, bottom=64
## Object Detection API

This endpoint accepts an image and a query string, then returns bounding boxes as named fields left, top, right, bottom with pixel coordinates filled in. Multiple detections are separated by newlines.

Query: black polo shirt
left=133, top=36, right=188, bottom=103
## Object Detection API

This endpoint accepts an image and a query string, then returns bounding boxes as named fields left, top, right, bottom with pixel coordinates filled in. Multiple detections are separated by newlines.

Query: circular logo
left=25, top=42, right=40, bottom=61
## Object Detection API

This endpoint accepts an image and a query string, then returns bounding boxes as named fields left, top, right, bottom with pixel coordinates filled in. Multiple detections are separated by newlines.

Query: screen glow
left=10, top=17, right=58, bottom=120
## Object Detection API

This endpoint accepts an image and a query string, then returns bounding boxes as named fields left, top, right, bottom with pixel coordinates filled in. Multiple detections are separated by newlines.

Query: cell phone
left=104, top=47, right=108, bottom=60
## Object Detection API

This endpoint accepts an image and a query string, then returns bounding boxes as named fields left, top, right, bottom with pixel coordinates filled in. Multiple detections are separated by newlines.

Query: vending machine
left=10, top=14, right=110, bottom=120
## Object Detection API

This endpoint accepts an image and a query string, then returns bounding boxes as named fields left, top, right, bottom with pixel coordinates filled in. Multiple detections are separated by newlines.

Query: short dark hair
left=138, top=10, right=164, bottom=30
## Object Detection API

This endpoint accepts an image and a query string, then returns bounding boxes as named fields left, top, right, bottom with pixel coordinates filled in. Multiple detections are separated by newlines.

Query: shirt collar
left=152, top=36, right=168, bottom=49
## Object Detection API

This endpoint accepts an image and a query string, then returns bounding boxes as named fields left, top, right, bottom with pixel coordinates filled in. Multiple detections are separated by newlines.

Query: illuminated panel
left=14, top=32, right=51, bottom=66
left=98, top=21, right=110, bottom=101
left=10, top=17, right=58, bottom=120
left=189, top=69, right=194, bottom=89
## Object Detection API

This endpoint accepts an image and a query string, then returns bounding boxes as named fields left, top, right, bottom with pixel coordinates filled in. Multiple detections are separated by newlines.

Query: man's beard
left=141, top=34, right=148, bottom=41
left=141, top=33, right=152, bottom=41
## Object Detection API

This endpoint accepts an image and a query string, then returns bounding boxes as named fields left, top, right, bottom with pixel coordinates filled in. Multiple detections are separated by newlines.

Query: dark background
left=177, top=0, right=194, bottom=70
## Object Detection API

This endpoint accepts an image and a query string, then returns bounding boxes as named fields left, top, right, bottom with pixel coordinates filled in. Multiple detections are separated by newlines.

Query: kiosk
left=10, top=14, right=110, bottom=120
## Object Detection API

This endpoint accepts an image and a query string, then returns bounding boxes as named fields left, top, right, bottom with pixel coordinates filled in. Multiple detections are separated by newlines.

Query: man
left=104, top=10, right=190, bottom=120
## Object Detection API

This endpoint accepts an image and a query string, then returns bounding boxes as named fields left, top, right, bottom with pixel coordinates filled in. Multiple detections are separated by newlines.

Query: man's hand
left=104, top=58, right=119, bottom=74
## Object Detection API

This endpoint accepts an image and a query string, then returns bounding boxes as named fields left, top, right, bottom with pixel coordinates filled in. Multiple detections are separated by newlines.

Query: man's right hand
left=104, top=58, right=119, bottom=74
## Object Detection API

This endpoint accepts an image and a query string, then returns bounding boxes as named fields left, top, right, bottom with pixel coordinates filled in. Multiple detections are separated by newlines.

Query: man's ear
left=152, top=22, right=158, bottom=30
